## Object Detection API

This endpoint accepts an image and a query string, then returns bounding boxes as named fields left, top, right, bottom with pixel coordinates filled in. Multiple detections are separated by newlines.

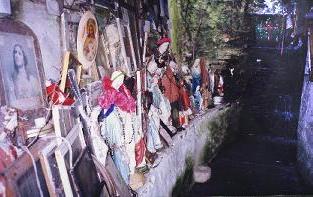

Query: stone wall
left=11, top=0, right=62, bottom=81
left=137, top=104, right=240, bottom=197
left=297, top=75, right=313, bottom=186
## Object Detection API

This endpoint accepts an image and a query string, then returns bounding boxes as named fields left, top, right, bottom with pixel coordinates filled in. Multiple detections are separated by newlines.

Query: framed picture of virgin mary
left=0, top=19, right=46, bottom=110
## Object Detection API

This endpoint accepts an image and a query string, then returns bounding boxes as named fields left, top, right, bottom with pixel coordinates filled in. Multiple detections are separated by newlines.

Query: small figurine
left=161, top=61, right=181, bottom=130
left=200, top=58, right=210, bottom=111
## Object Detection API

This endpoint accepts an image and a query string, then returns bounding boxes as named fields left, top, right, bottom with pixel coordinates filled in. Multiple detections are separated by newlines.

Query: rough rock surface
left=137, top=104, right=239, bottom=197
left=297, top=75, right=313, bottom=186
left=193, top=166, right=211, bottom=183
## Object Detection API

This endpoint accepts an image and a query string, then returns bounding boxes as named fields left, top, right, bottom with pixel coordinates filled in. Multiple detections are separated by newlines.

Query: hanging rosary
left=116, top=109, right=135, bottom=145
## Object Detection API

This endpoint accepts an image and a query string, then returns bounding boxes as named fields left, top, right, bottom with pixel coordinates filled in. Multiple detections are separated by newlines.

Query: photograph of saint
left=83, top=19, right=97, bottom=61
left=77, top=11, right=99, bottom=70
left=0, top=32, right=43, bottom=110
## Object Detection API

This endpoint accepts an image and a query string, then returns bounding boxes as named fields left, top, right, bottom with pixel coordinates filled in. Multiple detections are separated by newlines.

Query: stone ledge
left=298, top=76, right=313, bottom=186
left=137, top=104, right=239, bottom=197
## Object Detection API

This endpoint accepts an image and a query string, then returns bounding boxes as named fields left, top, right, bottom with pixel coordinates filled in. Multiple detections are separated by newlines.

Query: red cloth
left=98, top=77, right=136, bottom=113
left=157, top=37, right=171, bottom=46
left=135, top=138, right=146, bottom=166
left=180, top=87, right=191, bottom=111
left=161, top=67, right=179, bottom=103
left=200, top=58, right=209, bottom=87
left=46, top=83, right=75, bottom=105
left=0, top=145, right=17, bottom=172
left=179, top=114, right=186, bottom=125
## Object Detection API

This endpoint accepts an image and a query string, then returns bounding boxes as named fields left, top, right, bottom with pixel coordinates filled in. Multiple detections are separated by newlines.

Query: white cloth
left=159, top=93, right=171, bottom=125
left=100, top=106, right=136, bottom=183
left=286, top=14, right=293, bottom=30
left=147, top=105, right=163, bottom=153
left=89, top=106, right=108, bottom=166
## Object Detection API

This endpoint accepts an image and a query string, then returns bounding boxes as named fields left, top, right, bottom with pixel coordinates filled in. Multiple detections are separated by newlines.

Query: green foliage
left=169, top=0, right=182, bottom=56
left=171, top=0, right=276, bottom=60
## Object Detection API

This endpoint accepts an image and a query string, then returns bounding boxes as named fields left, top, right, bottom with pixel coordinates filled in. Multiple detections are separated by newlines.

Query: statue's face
left=13, top=45, right=24, bottom=68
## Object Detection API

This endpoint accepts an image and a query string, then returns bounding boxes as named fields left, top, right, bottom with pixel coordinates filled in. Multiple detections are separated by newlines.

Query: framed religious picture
left=94, top=6, right=113, bottom=78
left=86, top=80, right=102, bottom=108
left=39, top=139, right=66, bottom=197
left=121, top=7, right=141, bottom=68
left=52, top=105, right=79, bottom=144
left=0, top=0, right=11, bottom=16
left=0, top=19, right=46, bottom=110
left=61, top=10, right=81, bottom=55
left=55, top=123, right=86, bottom=197
left=104, top=20, right=127, bottom=73
left=77, top=11, right=99, bottom=70
left=104, top=18, right=137, bottom=76
left=54, top=122, right=102, bottom=197
left=70, top=147, right=102, bottom=197
left=96, top=33, right=111, bottom=78
left=118, top=18, right=138, bottom=74
left=64, top=0, right=85, bottom=7
left=46, top=0, right=63, bottom=16
left=94, top=0, right=114, bottom=9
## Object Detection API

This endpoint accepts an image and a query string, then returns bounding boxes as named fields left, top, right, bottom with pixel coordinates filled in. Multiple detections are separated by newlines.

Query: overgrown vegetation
left=202, top=106, right=241, bottom=164
left=170, top=0, right=282, bottom=60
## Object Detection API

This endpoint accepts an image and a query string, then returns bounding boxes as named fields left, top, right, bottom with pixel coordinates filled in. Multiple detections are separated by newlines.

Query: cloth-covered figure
left=161, top=65, right=180, bottom=129
left=191, top=59, right=202, bottom=112
left=179, top=80, right=191, bottom=112
left=213, top=69, right=224, bottom=105
left=214, top=69, right=224, bottom=96
left=194, top=85, right=203, bottom=112
left=179, top=79, right=192, bottom=127
left=144, top=91, right=163, bottom=164
left=200, top=58, right=210, bottom=110
left=99, top=71, right=139, bottom=184
left=147, top=105, right=163, bottom=153
left=209, top=69, right=215, bottom=95
left=147, top=61, right=176, bottom=138
left=191, top=59, right=201, bottom=94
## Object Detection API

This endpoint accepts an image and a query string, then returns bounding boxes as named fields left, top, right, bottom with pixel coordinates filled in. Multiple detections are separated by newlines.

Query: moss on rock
left=171, top=156, right=194, bottom=197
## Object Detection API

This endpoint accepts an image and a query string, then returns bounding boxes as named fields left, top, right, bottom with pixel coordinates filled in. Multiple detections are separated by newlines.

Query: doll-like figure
left=99, top=71, right=139, bottom=184
left=161, top=60, right=181, bottom=130
left=147, top=59, right=176, bottom=138
left=179, top=79, right=192, bottom=127
left=200, top=58, right=210, bottom=110
left=213, top=69, right=224, bottom=105
left=194, top=85, right=203, bottom=112
left=145, top=91, right=163, bottom=165
left=191, top=59, right=202, bottom=112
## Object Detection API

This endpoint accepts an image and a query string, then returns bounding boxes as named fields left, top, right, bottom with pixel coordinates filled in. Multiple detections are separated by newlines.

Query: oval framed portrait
left=77, top=11, right=99, bottom=70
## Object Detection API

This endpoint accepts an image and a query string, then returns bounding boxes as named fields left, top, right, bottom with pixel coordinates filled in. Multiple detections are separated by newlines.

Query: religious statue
left=161, top=60, right=181, bottom=130
left=99, top=71, right=140, bottom=184
left=200, top=58, right=210, bottom=111
left=191, top=59, right=202, bottom=112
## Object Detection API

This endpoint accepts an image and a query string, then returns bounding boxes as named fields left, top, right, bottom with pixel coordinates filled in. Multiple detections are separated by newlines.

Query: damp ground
left=188, top=47, right=313, bottom=196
